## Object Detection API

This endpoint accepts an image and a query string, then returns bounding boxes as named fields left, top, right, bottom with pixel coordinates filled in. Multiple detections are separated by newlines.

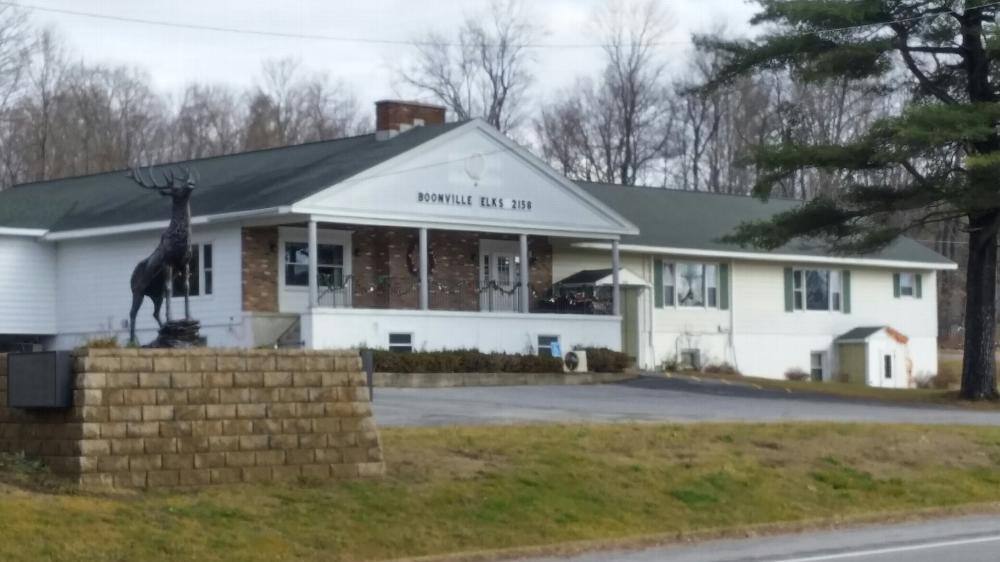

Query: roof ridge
left=575, top=180, right=804, bottom=203
left=8, top=120, right=467, bottom=191
left=6, top=132, right=371, bottom=190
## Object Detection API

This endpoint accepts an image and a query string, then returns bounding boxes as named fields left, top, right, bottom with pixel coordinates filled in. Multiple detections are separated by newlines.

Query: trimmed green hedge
left=578, top=347, right=630, bottom=373
left=372, top=349, right=563, bottom=374
left=370, top=348, right=630, bottom=374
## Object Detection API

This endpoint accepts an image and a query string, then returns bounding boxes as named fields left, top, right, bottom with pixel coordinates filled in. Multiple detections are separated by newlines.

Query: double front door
left=479, top=240, right=521, bottom=312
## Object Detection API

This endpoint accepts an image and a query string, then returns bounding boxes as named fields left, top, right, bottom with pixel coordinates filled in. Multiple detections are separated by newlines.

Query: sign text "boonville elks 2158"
left=417, top=192, right=532, bottom=211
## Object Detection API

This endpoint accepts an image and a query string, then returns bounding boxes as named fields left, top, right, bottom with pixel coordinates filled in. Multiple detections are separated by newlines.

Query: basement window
left=680, top=349, right=701, bottom=370
left=810, top=352, right=825, bottom=381
left=388, top=333, right=413, bottom=353
left=538, top=335, right=561, bottom=358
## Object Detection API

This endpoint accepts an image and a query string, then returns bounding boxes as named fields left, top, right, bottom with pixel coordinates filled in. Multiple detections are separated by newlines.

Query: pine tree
left=698, top=0, right=1000, bottom=399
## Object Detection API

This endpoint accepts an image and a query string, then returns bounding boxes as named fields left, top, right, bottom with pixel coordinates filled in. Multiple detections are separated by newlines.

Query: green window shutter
left=915, top=273, right=923, bottom=298
left=842, top=270, right=851, bottom=314
left=893, top=273, right=901, bottom=298
left=653, top=258, right=663, bottom=308
left=719, top=263, right=730, bottom=310
left=783, top=267, right=793, bottom=312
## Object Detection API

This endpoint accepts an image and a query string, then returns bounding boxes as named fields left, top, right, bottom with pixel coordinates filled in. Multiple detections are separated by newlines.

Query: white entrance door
left=875, top=348, right=895, bottom=388
left=480, top=240, right=521, bottom=312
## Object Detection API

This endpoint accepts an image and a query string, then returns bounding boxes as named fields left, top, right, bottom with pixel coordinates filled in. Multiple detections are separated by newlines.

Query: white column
left=612, top=239, right=621, bottom=316
left=519, top=234, right=530, bottom=313
left=419, top=227, right=429, bottom=310
left=308, top=219, right=319, bottom=308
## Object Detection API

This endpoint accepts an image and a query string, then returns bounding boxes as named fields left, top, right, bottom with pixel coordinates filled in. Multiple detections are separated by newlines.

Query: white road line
left=772, top=534, right=1000, bottom=562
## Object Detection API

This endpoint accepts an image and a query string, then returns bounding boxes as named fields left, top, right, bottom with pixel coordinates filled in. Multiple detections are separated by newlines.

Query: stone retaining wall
left=0, top=349, right=384, bottom=489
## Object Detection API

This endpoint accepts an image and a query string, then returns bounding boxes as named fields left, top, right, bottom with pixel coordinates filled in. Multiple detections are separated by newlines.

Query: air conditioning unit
left=7, top=351, right=74, bottom=409
left=563, top=350, right=588, bottom=373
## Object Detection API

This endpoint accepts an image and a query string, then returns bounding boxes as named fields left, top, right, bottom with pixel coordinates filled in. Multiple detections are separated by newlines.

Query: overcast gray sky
left=22, top=0, right=757, bottom=113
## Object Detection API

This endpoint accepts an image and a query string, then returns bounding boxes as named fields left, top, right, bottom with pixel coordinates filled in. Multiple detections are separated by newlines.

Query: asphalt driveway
left=373, top=375, right=1000, bottom=427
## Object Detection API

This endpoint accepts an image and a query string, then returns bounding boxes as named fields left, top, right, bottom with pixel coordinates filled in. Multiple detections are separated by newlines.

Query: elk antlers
left=128, top=165, right=199, bottom=191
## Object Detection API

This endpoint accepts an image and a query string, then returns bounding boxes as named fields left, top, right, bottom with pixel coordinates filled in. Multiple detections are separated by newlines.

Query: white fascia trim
left=0, top=227, right=48, bottom=237
left=297, top=206, right=623, bottom=239
left=572, top=242, right=959, bottom=271
left=42, top=207, right=292, bottom=241
left=308, top=307, right=623, bottom=322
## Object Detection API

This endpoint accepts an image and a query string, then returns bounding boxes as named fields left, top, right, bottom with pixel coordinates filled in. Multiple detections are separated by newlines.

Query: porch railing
left=315, top=275, right=611, bottom=314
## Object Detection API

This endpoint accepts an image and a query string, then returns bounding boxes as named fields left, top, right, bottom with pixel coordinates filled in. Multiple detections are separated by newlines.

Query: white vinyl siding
left=0, top=236, right=57, bottom=335
left=53, top=225, right=242, bottom=348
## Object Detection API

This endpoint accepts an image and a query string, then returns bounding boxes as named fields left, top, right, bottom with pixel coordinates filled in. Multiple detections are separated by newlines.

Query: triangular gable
left=292, top=120, right=637, bottom=238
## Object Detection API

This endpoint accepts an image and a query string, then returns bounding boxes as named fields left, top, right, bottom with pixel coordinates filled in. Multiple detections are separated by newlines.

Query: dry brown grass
left=4, top=423, right=1000, bottom=561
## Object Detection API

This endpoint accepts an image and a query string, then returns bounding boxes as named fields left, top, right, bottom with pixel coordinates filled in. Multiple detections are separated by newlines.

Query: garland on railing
left=319, top=276, right=529, bottom=296
left=430, top=279, right=525, bottom=296
left=318, top=275, right=419, bottom=300
left=314, top=274, right=607, bottom=314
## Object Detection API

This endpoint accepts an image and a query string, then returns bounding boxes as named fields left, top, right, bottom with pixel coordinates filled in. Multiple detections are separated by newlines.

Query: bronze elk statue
left=127, top=165, right=199, bottom=346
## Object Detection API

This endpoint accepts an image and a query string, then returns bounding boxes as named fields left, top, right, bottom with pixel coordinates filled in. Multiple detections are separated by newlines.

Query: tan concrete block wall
left=0, top=349, right=384, bottom=490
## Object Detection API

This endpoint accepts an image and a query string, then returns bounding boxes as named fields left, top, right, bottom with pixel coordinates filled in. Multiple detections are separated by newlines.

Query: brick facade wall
left=0, top=349, right=384, bottom=489
left=242, top=227, right=279, bottom=312
left=242, top=223, right=555, bottom=312
left=351, top=226, right=554, bottom=311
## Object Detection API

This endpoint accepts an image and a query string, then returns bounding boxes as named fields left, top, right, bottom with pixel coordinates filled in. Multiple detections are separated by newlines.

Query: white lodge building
left=0, top=101, right=955, bottom=387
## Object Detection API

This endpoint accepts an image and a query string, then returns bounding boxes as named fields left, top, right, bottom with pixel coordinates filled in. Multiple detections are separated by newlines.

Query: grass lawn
left=675, top=355, right=998, bottom=409
left=4, top=423, right=1000, bottom=561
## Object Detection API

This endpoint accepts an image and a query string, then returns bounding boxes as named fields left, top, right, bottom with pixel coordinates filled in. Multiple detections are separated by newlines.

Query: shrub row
left=577, top=347, right=630, bottom=373
left=371, top=349, right=563, bottom=374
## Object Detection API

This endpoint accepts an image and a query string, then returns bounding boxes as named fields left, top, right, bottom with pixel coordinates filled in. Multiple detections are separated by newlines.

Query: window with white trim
left=899, top=272, right=915, bottom=297
left=706, top=264, right=718, bottom=307
left=284, top=242, right=344, bottom=288
left=663, top=263, right=675, bottom=306
left=662, top=262, right=719, bottom=308
left=792, top=269, right=841, bottom=311
left=172, top=243, right=213, bottom=297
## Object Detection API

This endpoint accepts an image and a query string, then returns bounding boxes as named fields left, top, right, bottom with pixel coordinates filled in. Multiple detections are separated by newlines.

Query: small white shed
left=836, top=326, right=914, bottom=389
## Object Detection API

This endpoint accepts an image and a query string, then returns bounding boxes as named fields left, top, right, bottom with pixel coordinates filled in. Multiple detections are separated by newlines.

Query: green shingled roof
left=576, top=181, right=953, bottom=266
left=0, top=122, right=954, bottom=268
left=836, top=326, right=888, bottom=341
left=0, top=121, right=466, bottom=232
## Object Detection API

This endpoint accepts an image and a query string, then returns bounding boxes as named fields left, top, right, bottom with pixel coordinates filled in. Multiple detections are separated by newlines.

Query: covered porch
left=284, top=218, right=624, bottom=354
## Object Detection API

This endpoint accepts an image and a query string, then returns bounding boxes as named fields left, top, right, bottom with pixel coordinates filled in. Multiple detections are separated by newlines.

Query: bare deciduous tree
left=244, top=58, right=366, bottom=150
left=535, top=0, right=674, bottom=186
left=172, top=84, right=242, bottom=160
left=400, top=0, right=538, bottom=133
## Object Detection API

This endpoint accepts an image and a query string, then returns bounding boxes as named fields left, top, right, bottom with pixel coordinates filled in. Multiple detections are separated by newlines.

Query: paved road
left=517, top=514, right=1000, bottom=561
left=373, top=376, right=1000, bottom=426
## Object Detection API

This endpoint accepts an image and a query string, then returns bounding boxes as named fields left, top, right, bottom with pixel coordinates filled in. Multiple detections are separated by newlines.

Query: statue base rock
left=146, top=319, right=204, bottom=348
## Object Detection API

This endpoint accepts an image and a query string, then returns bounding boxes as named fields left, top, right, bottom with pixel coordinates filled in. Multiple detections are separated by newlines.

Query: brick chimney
left=375, top=100, right=446, bottom=140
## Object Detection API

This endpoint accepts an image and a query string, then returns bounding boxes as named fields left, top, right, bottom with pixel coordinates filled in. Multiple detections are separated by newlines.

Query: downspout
left=648, top=254, right=656, bottom=370
left=728, top=259, right=740, bottom=372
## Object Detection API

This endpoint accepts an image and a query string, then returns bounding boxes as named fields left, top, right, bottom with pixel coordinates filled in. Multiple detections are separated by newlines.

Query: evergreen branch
left=891, top=24, right=959, bottom=104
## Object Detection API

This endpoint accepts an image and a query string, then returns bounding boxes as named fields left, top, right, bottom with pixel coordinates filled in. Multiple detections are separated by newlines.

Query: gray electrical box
left=7, top=351, right=74, bottom=409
